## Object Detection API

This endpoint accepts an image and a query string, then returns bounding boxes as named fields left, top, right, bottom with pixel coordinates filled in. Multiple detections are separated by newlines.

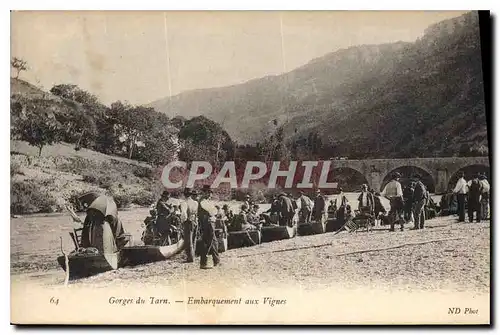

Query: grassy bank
left=10, top=141, right=164, bottom=215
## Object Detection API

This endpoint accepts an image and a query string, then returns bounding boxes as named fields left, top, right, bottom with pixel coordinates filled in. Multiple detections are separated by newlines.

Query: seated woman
left=229, top=205, right=257, bottom=231
left=75, top=192, right=129, bottom=253
left=247, top=204, right=261, bottom=225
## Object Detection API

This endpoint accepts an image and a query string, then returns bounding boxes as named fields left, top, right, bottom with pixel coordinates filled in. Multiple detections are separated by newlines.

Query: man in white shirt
left=381, top=172, right=405, bottom=232
left=452, top=172, right=468, bottom=222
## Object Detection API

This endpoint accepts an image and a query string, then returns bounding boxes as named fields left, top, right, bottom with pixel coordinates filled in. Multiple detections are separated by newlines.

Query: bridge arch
left=328, top=166, right=369, bottom=192
left=381, top=165, right=436, bottom=193
left=447, top=164, right=490, bottom=191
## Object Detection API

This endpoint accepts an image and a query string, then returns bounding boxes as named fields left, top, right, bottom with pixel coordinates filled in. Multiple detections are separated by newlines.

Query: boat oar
left=60, top=236, right=70, bottom=286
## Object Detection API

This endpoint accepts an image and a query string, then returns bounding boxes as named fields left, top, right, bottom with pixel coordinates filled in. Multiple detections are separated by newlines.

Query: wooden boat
left=227, top=229, right=262, bottom=249
left=57, top=217, right=186, bottom=280
left=119, top=239, right=184, bottom=267
left=57, top=249, right=120, bottom=280
left=259, top=212, right=298, bottom=243
left=298, top=213, right=328, bottom=236
left=195, top=228, right=228, bottom=256
left=260, top=224, right=296, bottom=243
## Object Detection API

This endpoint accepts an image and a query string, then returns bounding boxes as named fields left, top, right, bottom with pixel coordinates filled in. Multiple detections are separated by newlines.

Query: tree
left=178, top=116, right=234, bottom=167
left=50, top=84, right=100, bottom=107
left=11, top=57, right=28, bottom=79
left=11, top=100, right=63, bottom=156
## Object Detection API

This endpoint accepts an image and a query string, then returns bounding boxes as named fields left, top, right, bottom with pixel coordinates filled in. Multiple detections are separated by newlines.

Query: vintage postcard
left=10, top=10, right=491, bottom=325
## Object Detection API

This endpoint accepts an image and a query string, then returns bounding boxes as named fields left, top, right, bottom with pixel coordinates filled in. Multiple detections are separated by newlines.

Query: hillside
left=11, top=78, right=54, bottom=99
left=148, top=11, right=488, bottom=158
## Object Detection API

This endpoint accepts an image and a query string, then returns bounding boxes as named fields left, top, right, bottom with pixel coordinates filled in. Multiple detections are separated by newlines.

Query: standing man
left=312, top=189, right=327, bottom=222
left=155, top=191, right=173, bottom=239
left=333, top=187, right=349, bottom=225
left=479, top=173, right=490, bottom=220
left=278, top=192, right=295, bottom=227
left=358, top=184, right=374, bottom=216
left=381, top=172, right=405, bottom=232
left=298, top=191, right=313, bottom=223
left=402, top=182, right=415, bottom=225
left=411, top=174, right=428, bottom=230
left=452, top=172, right=468, bottom=222
left=198, top=185, right=220, bottom=269
left=182, top=189, right=199, bottom=263
left=467, top=173, right=483, bottom=223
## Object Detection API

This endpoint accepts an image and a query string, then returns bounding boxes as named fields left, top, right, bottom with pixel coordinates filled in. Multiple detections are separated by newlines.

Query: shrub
left=111, top=193, right=132, bottom=209
left=11, top=180, right=62, bottom=214
left=132, top=166, right=155, bottom=179
left=82, top=170, right=126, bottom=190
left=10, top=160, right=23, bottom=176
left=130, top=189, right=156, bottom=207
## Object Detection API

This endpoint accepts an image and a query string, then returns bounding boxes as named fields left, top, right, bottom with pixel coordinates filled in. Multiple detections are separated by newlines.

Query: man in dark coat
left=197, top=186, right=220, bottom=269
left=412, top=174, right=428, bottom=229
left=403, top=182, right=415, bottom=224
left=479, top=173, right=490, bottom=220
left=467, top=173, right=483, bottom=223
left=312, top=189, right=327, bottom=222
left=155, top=191, right=173, bottom=237
left=182, top=188, right=199, bottom=263
left=358, top=184, right=374, bottom=215
left=278, top=193, right=295, bottom=227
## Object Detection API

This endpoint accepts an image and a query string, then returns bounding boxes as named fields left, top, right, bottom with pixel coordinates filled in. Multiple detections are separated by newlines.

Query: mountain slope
left=148, top=11, right=488, bottom=157
left=148, top=41, right=410, bottom=144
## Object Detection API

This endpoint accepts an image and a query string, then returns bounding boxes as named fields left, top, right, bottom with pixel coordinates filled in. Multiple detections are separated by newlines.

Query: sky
left=11, top=10, right=468, bottom=105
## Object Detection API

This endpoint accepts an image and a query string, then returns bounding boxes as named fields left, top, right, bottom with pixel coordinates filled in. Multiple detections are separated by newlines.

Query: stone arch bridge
left=328, top=157, right=490, bottom=194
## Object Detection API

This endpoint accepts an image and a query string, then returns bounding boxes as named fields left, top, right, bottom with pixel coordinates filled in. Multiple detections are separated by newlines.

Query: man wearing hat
left=222, top=204, right=233, bottom=221
left=312, top=189, right=327, bottom=223
left=278, top=192, right=295, bottom=227
left=479, top=173, right=490, bottom=220
left=243, top=194, right=253, bottom=213
left=411, top=174, right=428, bottom=230
left=467, top=173, right=483, bottom=223
left=262, top=195, right=280, bottom=225
left=381, top=172, right=405, bottom=231
left=155, top=190, right=174, bottom=240
left=298, top=191, right=313, bottom=223
left=197, top=185, right=220, bottom=269
left=182, top=188, right=199, bottom=263
left=452, top=171, right=468, bottom=222
left=358, top=184, right=374, bottom=217
left=332, top=187, right=349, bottom=226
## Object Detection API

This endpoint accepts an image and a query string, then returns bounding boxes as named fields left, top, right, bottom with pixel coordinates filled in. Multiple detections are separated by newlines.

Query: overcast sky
left=11, top=10, right=468, bottom=105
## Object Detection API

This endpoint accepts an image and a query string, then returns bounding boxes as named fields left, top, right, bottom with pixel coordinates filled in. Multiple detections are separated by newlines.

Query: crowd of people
left=452, top=171, right=490, bottom=223
left=72, top=170, right=490, bottom=270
